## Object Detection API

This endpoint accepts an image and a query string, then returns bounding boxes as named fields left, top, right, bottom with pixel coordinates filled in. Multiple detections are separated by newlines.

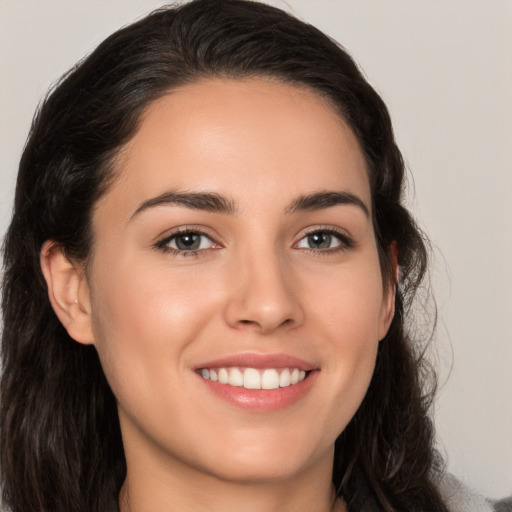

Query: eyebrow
left=285, top=191, right=370, bottom=217
left=130, top=189, right=369, bottom=221
left=130, top=191, right=238, bottom=221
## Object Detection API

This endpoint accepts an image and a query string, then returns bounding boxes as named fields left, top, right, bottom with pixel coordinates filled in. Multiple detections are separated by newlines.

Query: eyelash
left=295, top=226, right=354, bottom=254
left=154, top=226, right=354, bottom=257
left=154, top=228, right=218, bottom=258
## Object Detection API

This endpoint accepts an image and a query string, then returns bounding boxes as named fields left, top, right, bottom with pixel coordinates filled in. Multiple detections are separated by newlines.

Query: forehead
left=101, top=78, right=370, bottom=218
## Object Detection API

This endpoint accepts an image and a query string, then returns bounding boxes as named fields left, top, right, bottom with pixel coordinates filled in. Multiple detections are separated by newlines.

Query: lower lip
left=197, top=371, right=318, bottom=412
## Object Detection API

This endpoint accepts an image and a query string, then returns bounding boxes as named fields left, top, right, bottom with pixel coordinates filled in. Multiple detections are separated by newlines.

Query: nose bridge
left=224, top=241, right=303, bottom=333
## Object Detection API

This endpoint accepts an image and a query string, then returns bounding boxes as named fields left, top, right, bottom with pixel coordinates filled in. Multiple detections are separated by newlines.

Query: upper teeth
left=200, top=367, right=307, bottom=390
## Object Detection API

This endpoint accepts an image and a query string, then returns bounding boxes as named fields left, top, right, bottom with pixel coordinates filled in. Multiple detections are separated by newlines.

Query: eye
left=156, top=229, right=217, bottom=254
left=295, top=229, right=352, bottom=251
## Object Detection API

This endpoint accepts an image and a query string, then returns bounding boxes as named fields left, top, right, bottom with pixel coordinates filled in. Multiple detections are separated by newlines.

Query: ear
left=378, top=241, right=398, bottom=340
left=40, top=240, right=95, bottom=345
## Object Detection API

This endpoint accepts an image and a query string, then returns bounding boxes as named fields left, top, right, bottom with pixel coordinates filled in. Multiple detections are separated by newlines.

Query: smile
left=199, top=367, right=307, bottom=390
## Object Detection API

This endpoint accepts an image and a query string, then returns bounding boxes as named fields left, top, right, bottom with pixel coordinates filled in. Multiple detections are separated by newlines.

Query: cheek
left=303, top=258, right=384, bottom=416
left=87, top=254, right=223, bottom=394
left=92, top=250, right=219, bottom=331
left=307, top=256, right=385, bottom=347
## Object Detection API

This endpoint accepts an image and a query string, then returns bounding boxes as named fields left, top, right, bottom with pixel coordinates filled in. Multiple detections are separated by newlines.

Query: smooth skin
left=41, top=78, right=395, bottom=512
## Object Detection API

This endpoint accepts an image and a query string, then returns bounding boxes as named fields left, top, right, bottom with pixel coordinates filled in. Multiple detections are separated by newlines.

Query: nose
left=223, top=251, right=304, bottom=334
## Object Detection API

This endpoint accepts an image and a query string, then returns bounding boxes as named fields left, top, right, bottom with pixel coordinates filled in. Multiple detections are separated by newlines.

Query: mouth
left=197, top=367, right=308, bottom=390
left=194, top=353, right=318, bottom=411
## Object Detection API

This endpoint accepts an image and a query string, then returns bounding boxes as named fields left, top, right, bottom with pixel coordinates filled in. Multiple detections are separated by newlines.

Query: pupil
left=308, top=232, right=331, bottom=249
left=176, top=233, right=200, bottom=250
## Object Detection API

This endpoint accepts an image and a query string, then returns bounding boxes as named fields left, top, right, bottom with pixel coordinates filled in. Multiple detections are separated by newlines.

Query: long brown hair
left=1, top=1, right=447, bottom=510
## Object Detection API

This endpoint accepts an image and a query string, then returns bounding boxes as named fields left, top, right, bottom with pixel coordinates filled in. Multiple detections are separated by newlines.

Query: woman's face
left=83, top=78, right=394, bottom=484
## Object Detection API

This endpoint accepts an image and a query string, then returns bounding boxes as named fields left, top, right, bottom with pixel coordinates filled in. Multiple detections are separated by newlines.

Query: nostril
left=237, top=317, right=294, bottom=330
left=223, top=290, right=304, bottom=333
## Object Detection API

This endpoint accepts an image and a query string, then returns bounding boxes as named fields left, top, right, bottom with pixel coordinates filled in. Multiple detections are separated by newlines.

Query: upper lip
left=195, top=352, right=317, bottom=371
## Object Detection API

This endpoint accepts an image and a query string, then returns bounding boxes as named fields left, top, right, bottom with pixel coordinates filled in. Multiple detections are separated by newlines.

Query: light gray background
left=1, top=0, right=511, bottom=500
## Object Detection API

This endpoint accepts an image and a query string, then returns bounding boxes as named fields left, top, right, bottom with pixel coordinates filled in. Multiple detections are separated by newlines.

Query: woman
left=0, top=1, right=486, bottom=511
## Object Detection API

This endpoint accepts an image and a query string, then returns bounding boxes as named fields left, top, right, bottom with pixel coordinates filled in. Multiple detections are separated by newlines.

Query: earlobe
left=40, top=240, right=95, bottom=345
left=378, top=241, right=398, bottom=340
left=379, top=285, right=396, bottom=341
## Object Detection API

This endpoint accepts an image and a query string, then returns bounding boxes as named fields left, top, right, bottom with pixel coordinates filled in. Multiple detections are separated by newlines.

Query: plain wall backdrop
left=1, top=0, right=511, bottom=500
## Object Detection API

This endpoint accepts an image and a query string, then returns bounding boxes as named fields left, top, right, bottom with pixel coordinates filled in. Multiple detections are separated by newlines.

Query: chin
left=195, top=431, right=334, bottom=485
left=203, top=455, right=313, bottom=485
